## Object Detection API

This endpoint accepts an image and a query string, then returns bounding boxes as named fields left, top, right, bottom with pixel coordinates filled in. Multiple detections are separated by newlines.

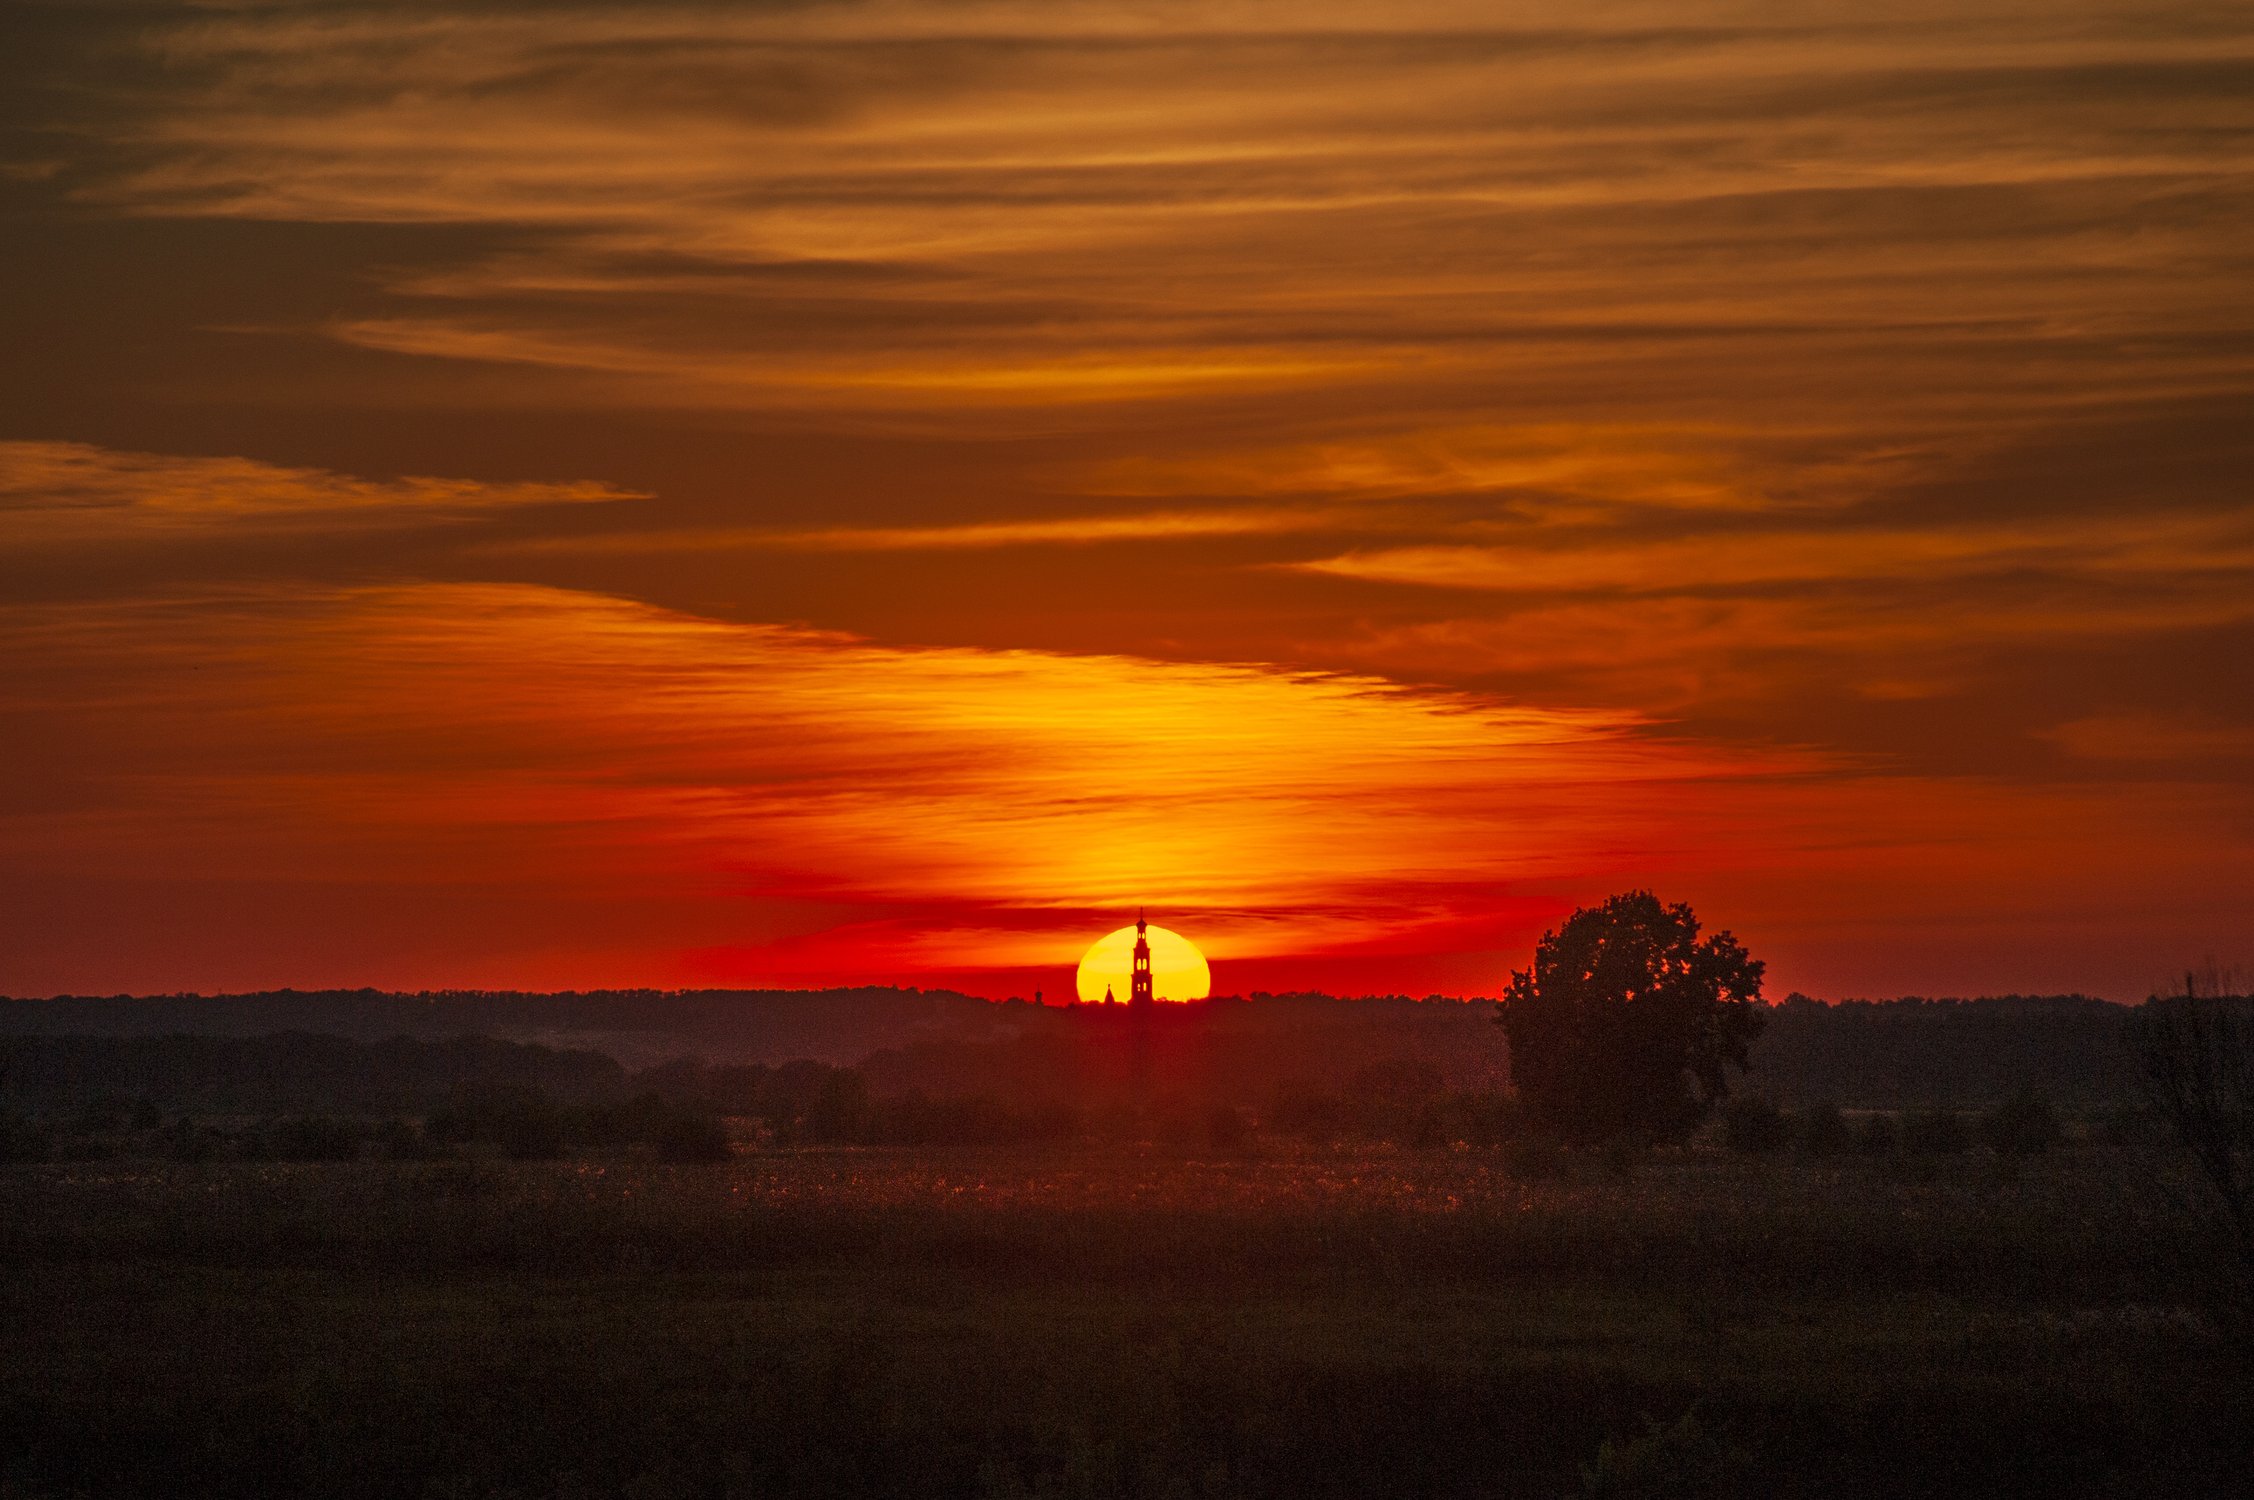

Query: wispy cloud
left=489, top=506, right=1316, bottom=554
left=1291, top=510, right=2254, bottom=594
left=64, top=0, right=2253, bottom=434
left=2037, top=713, right=2254, bottom=764
left=0, top=441, right=644, bottom=546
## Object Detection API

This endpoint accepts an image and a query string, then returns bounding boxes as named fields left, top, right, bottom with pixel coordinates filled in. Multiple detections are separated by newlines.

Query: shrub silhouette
left=0, top=1108, right=49, bottom=1163
left=1901, top=1109, right=1970, bottom=1155
left=429, top=1085, right=568, bottom=1159
left=1720, top=1094, right=1789, bottom=1154
left=1269, top=1083, right=1349, bottom=1142
left=1798, top=1101, right=1851, bottom=1156
left=2132, top=984, right=2254, bottom=1297
left=260, top=1115, right=360, bottom=1162
left=654, top=1113, right=733, bottom=1163
left=1500, top=892, right=1766, bottom=1143
left=1853, top=1112, right=1898, bottom=1156
left=163, top=1119, right=223, bottom=1163
left=1204, top=1104, right=1250, bottom=1152
left=1502, top=1134, right=1572, bottom=1181
left=1582, top=1405, right=1752, bottom=1499
left=1981, top=1087, right=2062, bottom=1155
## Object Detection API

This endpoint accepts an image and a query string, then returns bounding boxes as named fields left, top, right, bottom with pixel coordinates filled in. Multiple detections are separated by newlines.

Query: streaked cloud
left=60, top=0, right=2252, bottom=434
left=2037, top=713, right=2254, bottom=765
left=489, top=506, right=1315, bottom=555
left=0, top=440, right=644, bottom=546
left=3, top=578, right=2241, bottom=997
left=1293, top=510, right=2254, bottom=594
left=1068, top=425, right=1845, bottom=512
left=0, top=579, right=1738, bottom=987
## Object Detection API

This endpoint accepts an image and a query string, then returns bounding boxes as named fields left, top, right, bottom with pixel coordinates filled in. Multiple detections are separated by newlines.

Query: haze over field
left=3, top=0, right=2250, bottom=997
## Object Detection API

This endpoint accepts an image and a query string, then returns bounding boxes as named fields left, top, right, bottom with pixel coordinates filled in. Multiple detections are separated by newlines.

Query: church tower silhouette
left=1130, top=908, right=1155, bottom=1008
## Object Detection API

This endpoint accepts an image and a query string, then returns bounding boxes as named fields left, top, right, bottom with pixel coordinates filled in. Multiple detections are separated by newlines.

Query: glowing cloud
left=0, top=442, right=644, bottom=545
left=3, top=573, right=2244, bottom=999
left=0, top=578, right=1784, bottom=990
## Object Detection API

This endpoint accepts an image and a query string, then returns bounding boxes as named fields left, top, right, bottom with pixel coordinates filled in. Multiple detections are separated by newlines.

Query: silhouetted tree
left=1499, top=892, right=1765, bottom=1142
left=2132, top=973, right=2254, bottom=1291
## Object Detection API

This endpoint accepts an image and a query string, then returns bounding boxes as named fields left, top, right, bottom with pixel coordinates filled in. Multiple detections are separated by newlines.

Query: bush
left=1853, top=1113, right=1898, bottom=1156
left=0, top=1109, right=49, bottom=1164
left=580, top=1091, right=674, bottom=1148
left=1502, top=1134, right=1571, bottom=1181
left=501, top=1109, right=566, bottom=1160
left=1582, top=1406, right=1751, bottom=1499
left=1597, top=1134, right=1645, bottom=1177
left=375, top=1118, right=441, bottom=1161
left=261, top=1116, right=361, bottom=1162
left=863, top=1093, right=1077, bottom=1146
left=654, top=1113, right=733, bottom=1163
left=164, top=1120, right=224, bottom=1163
left=1721, top=1094, right=1789, bottom=1154
left=1345, top=1057, right=1445, bottom=1137
left=2099, top=1103, right=2156, bottom=1148
left=1798, top=1101, right=1851, bottom=1157
left=430, top=1086, right=569, bottom=1159
left=1981, top=1087, right=2062, bottom=1156
left=1269, top=1085, right=1348, bottom=1142
left=70, top=1094, right=131, bottom=1135
left=1901, top=1109, right=1970, bottom=1156
left=1204, top=1105, right=1250, bottom=1153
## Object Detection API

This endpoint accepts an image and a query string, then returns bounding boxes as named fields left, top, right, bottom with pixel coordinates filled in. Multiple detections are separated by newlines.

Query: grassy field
left=1, top=1144, right=2245, bottom=1498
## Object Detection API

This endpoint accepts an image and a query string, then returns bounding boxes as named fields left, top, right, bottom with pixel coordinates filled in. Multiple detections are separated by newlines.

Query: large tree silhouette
left=1499, top=892, right=1765, bottom=1142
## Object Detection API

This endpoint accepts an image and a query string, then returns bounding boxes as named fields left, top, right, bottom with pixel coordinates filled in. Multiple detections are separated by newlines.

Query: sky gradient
left=3, top=0, right=2249, bottom=999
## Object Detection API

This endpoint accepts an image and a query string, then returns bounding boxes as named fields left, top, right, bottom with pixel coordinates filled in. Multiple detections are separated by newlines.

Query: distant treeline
left=0, top=1031, right=628, bottom=1115
left=1750, top=993, right=2137, bottom=1107
left=0, top=987, right=2164, bottom=1114
left=0, top=1036, right=1077, bottom=1161
left=0, top=987, right=994, bottom=1065
left=0, top=1026, right=2148, bottom=1167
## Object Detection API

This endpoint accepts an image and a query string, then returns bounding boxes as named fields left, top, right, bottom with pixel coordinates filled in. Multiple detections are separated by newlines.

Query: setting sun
left=1075, top=920, right=1211, bottom=1004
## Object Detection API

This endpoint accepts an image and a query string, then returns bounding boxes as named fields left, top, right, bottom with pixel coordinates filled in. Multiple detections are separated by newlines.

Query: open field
left=2, top=1145, right=2245, bottom=1499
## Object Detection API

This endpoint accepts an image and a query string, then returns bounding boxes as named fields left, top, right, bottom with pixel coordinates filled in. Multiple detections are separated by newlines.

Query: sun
left=1074, top=921, right=1211, bottom=1004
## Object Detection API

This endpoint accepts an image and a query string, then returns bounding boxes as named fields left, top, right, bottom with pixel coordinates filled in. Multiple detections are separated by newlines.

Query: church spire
left=1130, top=908, right=1154, bottom=1007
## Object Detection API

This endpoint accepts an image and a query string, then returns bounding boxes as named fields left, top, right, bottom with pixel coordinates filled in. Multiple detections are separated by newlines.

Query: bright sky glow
left=1074, top=924, right=1213, bottom=1005
left=1, top=0, right=2249, bottom=998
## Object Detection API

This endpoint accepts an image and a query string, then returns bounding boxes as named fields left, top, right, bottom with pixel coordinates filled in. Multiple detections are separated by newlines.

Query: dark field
left=3, top=1145, right=2246, bottom=1499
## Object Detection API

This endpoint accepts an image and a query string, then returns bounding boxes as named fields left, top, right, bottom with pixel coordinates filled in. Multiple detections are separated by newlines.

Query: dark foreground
left=1, top=1147, right=2245, bottom=1499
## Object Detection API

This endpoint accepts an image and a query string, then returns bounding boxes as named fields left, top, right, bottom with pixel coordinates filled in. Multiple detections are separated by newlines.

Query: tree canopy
left=1499, top=892, right=1765, bottom=1141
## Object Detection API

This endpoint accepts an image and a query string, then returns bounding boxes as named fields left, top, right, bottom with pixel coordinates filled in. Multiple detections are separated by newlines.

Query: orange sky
left=2, top=0, right=2249, bottom=999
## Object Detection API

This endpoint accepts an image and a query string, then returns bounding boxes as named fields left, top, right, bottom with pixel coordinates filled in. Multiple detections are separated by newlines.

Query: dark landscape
left=4, top=985, right=2250, bottom=1499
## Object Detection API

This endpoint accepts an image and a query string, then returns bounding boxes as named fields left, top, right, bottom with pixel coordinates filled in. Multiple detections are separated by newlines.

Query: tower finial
left=1130, top=907, right=1154, bottom=1006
